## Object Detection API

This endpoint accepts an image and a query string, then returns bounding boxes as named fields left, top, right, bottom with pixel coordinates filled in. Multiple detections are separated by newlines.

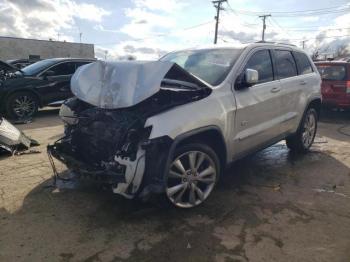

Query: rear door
left=274, top=50, right=318, bottom=133
left=233, top=48, right=283, bottom=156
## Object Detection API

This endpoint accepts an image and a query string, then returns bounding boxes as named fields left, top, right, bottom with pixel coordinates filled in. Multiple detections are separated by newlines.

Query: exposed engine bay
left=0, top=60, right=19, bottom=81
left=48, top=61, right=212, bottom=198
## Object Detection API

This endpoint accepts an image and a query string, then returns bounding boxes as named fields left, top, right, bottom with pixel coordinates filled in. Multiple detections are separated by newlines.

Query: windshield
left=316, top=65, right=347, bottom=81
left=160, top=48, right=243, bottom=86
left=21, top=59, right=58, bottom=76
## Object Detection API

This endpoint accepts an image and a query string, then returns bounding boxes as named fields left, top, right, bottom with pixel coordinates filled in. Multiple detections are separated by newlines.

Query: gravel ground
left=0, top=108, right=349, bottom=262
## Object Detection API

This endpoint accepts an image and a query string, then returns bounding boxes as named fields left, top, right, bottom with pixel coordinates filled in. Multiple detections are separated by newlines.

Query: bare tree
left=334, top=44, right=350, bottom=59
left=311, top=49, right=319, bottom=61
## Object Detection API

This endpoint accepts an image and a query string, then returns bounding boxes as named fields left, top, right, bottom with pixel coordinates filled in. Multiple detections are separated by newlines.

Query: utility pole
left=301, top=40, right=308, bottom=49
left=259, top=14, right=271, bottom=42
left=213, top=0, right=227, bottom=44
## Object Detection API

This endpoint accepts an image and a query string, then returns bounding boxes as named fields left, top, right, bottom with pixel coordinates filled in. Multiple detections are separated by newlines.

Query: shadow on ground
left=13, top=108, right=61, bottom=131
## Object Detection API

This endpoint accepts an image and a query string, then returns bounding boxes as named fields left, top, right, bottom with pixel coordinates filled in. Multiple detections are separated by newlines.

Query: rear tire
left=286, top=108, right=318, bottom=153
left=5, top=91, right=39, bottom=120
left=164, top=143, right=220, bottom=208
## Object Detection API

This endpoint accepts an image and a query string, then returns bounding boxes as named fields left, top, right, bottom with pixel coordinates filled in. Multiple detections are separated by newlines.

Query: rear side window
left=75, top=61, right=91, bottom=71
left=245, top=49, right=274, bottom=84
left=275, top=50, right=297, bottom=79
left=316, top=65, right=346, bottom=81
left=293, top=52, right=313, bottom=75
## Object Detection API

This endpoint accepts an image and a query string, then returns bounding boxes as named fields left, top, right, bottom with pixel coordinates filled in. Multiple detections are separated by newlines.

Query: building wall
left=0, top=36, right=95, bottom=61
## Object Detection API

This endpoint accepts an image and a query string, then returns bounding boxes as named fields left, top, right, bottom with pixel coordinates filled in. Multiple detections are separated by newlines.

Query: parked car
left=0, top=58, right=95, bottom=119
left=6, top=58, right=40, bottom=69
left=315, top=61, right=350, bottom=110
left=49, top=43, right=321, bottom=208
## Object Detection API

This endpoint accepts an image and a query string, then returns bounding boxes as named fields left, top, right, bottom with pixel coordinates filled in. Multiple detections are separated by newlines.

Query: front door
left=39, top=62, right=76, bottom=104
left=232, top=49, right=283, bottom=157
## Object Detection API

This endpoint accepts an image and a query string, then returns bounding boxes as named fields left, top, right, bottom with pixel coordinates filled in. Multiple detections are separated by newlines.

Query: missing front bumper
left=47, top=143, right=126, bottom=185
left=47, top=140, right=147, bottom=198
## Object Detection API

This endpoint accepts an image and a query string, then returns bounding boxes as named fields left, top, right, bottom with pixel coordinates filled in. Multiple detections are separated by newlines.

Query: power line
left=228, top=33, right=350, bottom=45
left=225, top=1, right=260, bottom=27
left=232, top=6, right=350, bottom=17
left=239, top=5, right=348, bottom=14
left=275, top=27, right=350, bottom=32
left=269, top=16, right=292, bottom=39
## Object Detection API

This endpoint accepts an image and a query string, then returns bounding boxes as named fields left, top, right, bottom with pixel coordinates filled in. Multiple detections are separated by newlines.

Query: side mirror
left=245, top=69, right=259, bottom=86
left=235, top=69, right=259, bottom=90
left=43, top=70, right=55, bottom=79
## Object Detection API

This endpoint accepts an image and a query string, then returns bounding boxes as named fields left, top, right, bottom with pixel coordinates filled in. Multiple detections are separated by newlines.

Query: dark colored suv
left=0, top=58, right=94, bottom=119
left=315, top=61, right=350, bottom=109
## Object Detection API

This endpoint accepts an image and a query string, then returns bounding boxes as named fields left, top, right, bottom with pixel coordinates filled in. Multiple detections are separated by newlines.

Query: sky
left=0, top=0, right=349, bottom=60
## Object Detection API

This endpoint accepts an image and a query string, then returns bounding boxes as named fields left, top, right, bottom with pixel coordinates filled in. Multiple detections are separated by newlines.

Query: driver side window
left=48, top=62, right=76, bottom=76
left=244, top=50, right=274, bottom=84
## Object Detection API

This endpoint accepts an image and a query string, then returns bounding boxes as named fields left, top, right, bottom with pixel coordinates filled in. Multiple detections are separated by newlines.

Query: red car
left=315, top=61, right=350, bottom=109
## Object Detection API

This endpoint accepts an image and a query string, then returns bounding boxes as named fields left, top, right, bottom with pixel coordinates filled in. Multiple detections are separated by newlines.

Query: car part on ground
left=0, top=117, right=39, bottom=155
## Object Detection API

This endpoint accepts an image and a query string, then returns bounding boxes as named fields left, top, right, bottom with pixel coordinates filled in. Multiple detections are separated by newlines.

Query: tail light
left=347, top=81, right=350, bottom=94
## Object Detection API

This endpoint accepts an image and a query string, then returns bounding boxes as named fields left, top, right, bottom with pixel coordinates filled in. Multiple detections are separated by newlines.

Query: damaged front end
left=48, top=61, right=211, bottom=198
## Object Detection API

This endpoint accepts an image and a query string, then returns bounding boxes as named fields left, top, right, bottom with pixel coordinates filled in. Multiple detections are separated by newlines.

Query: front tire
left=5, top=92, right=39, bottom=120
left=286, top=108, right=318, bottom=153
left=165, top=143, right=220, bottom=208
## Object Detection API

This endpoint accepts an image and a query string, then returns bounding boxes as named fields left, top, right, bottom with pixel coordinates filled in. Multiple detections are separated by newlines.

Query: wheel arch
left=307, top=98, right=321, bottom=117
left=167, top=126, right=228, bottom=174
left=4, top=88, right=43, bottom=108
left=292, top=97, right=321, bottom=137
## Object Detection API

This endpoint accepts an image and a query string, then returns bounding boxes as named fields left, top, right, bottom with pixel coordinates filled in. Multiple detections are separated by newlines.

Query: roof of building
left=0, top=35, right=94, bottom=46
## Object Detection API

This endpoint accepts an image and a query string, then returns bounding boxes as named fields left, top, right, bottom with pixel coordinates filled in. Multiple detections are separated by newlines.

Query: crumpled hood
left=71, top=60, right=176, bottom=109
left=0, top=60, right=17, bottom=71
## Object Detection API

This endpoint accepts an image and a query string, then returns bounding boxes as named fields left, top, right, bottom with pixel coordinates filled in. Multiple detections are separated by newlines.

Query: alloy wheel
left=302, top=111, right=316, bottom=148
left=12, top=95, right=36, bottom=118
left=166, top=150, right=217, bottom=208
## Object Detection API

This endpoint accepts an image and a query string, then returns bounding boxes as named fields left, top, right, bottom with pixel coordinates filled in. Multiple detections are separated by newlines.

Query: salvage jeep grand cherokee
left=48, top=43, right=321, bottom=208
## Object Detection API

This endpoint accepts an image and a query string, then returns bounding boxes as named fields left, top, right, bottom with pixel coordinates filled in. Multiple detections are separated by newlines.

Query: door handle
left=300, top=81, right=307, bottom=85
left=270, top=87, right=281, bottom=93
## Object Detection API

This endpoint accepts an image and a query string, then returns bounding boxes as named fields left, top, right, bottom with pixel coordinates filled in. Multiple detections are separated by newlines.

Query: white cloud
left=0, top=0, right=110, bottom=40
left=120, top=7, right=176, bottom=39
left=134, top=0, right=187, bottom=12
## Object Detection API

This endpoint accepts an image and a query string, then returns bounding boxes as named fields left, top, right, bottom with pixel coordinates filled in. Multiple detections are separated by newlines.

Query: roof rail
left=255, top=41, right=297, bottom=47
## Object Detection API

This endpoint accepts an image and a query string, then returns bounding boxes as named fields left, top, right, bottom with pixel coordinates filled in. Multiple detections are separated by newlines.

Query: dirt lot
left=0, top=109, right=350, bottom=262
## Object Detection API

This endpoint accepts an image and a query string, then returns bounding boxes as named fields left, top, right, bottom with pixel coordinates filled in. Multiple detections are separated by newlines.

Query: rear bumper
left=322, top=96, right=350, bottom=109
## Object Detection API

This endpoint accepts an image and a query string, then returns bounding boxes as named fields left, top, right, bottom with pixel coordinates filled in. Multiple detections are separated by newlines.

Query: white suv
left=49, top=42, right=321, bottom=208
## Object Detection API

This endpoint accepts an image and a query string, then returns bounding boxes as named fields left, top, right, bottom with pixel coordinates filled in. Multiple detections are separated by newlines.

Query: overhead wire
left=232, top=5, right=350, bottom=17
